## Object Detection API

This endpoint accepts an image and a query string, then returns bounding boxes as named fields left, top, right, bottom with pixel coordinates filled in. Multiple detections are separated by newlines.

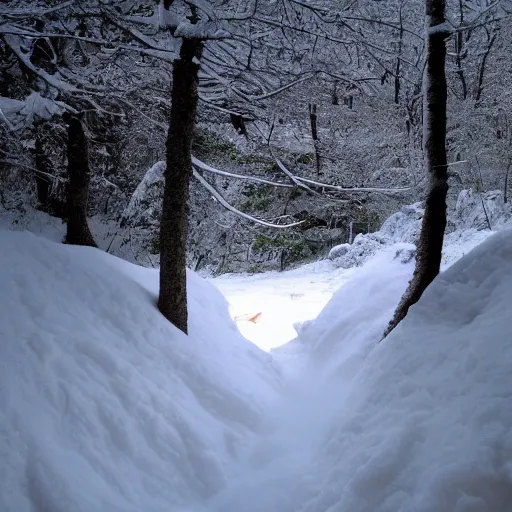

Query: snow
left=329, top=201, right=423, bottom=269
left=0, top=92, right=70, bottom=130
left=213, top=261, right=357, bottom=351
left=328, top=242, right=350, bottom=260
left=203, top=232, right=512, bottom=512
left=157, top=1, right=181, bottom=29
left=455, top=189, right=512, bottom=231
left=0, top=230, right=279, bottom=512
left=3, top=193, right=512, bottom=511
left=329, top=191, right=511, bottom=271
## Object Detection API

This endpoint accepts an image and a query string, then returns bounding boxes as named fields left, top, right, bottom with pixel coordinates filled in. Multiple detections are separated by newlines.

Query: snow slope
left=204, top=232, right=512, bottom=512
left=3, top=203, right=512, bottom=512
left=0, top=230, right=279, bottom=512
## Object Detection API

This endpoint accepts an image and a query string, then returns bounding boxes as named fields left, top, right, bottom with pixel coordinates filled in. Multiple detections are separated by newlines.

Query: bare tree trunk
left=309, top=103, right=321, bottom=175
left=504, top=160, right=511, bottom=203
left=64, top=114, right=97, bottom=248
left=158, top=37, right=203, bottom=334
left=455, top=0, right=468, bottom=100
left=384, top=0, right=448, bottom=338
left=394, top=4, right=404, bottom=105
left=474, top=28, right=497, bottom=104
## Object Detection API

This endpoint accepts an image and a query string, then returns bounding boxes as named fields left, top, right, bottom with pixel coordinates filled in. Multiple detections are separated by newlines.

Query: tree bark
left=309, top=103, right=321, bottom=175
left=384, top=0, right=448, bottom=338
left=474, top=29, right=497, bottom=104
left=158, top=37, right=203, bottom=334
left=64, top=114, right=97, bottom=248
left=394, top=4, right=404, bottom=105
left=455, top=0, right=468, bottom=100
left=504, top=160, right=511, bottom=204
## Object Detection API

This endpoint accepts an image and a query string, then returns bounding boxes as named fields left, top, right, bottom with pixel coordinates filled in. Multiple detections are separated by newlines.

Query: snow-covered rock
left=379, top=201, right=423, bottom=241
left=0, top=230, right=279, bottom=512
left=328, top=243, right=350, bottom=260
left=329, top=191, right=512, bottom=270
left=329, top=202, right=423, bottom=269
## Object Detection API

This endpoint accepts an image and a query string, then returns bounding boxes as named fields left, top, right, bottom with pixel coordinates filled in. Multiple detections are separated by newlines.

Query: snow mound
left=0, top=230, right=279, bottom=512
left=307, top=228, right=512, bottom=512
left=210, top=231, right=512, bottom=512
left=328, top=243, right=350, bottom=260
left=455, top=189, right=512, bottom=230
left=330, top=190, right=512, bottom=270
left=293, top=243, right=415, bottom=368
left=331, top=203, right=423, bottom=268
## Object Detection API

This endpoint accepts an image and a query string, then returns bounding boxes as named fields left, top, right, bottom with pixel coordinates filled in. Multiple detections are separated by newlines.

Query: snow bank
left=328, top=242, right=350, bottom=260
left=209, top=231, right=512, bottom=511
left=0, top=230, right=279, bottom=512
left=282, top=244, right=415, bottom=370
left=330, top=202, right=423, bottom=269
left=331, top=190, right=512, bottom=270
left=304, top=229, right=512, bottom=512
left=455, top=189, right=512, bottom=231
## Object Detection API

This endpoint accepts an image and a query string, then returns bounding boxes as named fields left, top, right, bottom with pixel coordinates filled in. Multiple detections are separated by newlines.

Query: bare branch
left=0, top=159, right=64, bottom=181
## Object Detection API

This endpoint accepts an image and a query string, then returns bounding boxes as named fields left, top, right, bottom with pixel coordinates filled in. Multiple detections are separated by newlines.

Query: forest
left=1, top=1, right=512, bottom=511
left=2, top=0, right=511, bottom=331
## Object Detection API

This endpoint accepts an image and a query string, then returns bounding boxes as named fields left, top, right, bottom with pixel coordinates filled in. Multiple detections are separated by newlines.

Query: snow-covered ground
left=3, top=191, right=512, bottom=511
left=0, top=231, right=280, bottom=512
left=212, top=262, right=357, bottom=351
left=212, top=188, right=510, bottom=352
left=205, top=230, right=512, bottom=512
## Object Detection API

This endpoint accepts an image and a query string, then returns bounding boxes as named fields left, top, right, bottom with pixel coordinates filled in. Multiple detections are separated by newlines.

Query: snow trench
left=2, top=227, right=512, bottom=511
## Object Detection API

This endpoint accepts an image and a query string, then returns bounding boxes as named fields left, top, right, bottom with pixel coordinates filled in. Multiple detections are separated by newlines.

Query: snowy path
left=211, top=261, right=357, bottom=351
left=199, top=247, right=418, bottom=512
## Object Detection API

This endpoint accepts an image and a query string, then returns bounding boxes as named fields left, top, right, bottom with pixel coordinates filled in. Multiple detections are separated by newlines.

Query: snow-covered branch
left=192, top=168, right=304, bottom=228
left=192, top=157, right=294, bottom=188
left=3, top=34, right=78, bottom=93
left=295, top=176, right=413, bottom=195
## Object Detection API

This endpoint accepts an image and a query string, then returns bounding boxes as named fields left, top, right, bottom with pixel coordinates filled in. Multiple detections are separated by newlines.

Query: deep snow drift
left=0, top=230, right=279, bottom=512
left=3, top=224, right=512, bottom=511
left=206, top=233, right=512, bottom=512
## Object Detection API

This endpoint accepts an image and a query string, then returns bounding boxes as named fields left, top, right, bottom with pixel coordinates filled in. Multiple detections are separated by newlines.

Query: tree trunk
left=64, top=114, right=97, bottom=248
left=309, top=103, right=321, bottom=175
left=455, top=0, right=468, bottom=100
left=158, top=37, right=203, bottom=334
left=504, top=160, right=511, bottom=203
left=474, top=29, right=497, bottom=104
left=384, top=0, right=448, bottom=338
left=394, top=5, right=404, bottom=105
